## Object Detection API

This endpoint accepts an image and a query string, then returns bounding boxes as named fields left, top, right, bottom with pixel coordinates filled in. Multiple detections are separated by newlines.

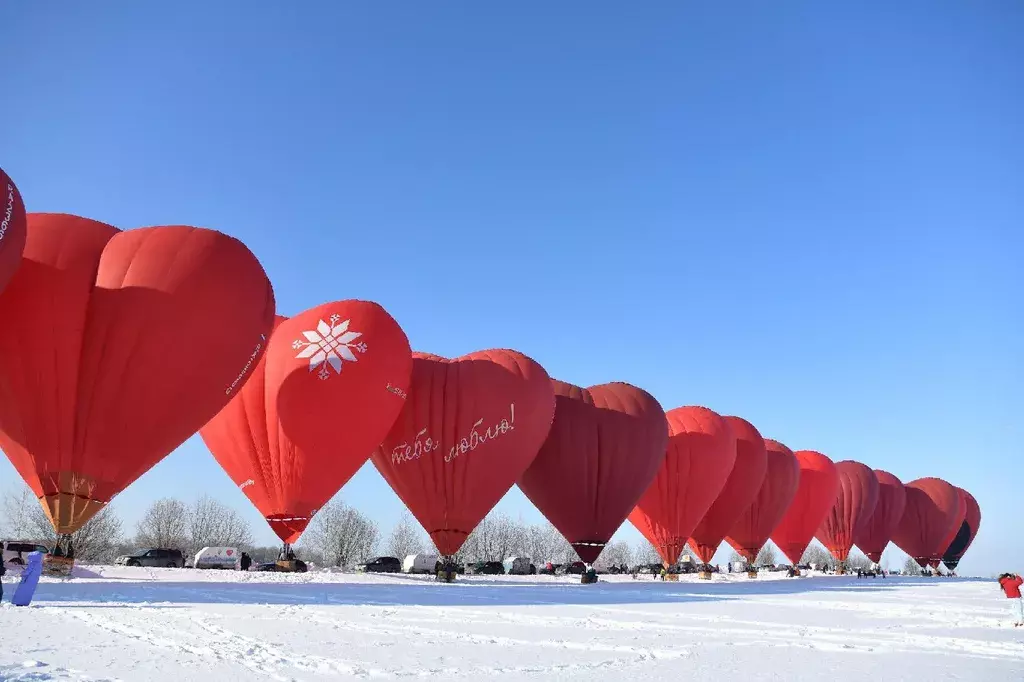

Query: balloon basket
left=42, top=555, right=74, bottom=578
left=746, top=569, right=758, bottom=579
left=275, top=559, right=307, bottom=573
left=698, top=571, right=713, bottom=580
left=581, top=572, right=598, bottom=585
left=436, top=569, right=457, bottom=583
left=663, top=573, right=679, bottom=582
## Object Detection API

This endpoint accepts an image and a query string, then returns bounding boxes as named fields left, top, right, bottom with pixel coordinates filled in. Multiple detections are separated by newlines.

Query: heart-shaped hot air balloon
left=372, top=349, right=555, bottom=557
left=942, top=488, right=980, bottom=571
left=519, top=381, right=667, bottom=564
left=856, top=469, right=907, bottom=564
left=628, top=406, right=736, bottom=567
left=892, top=477, right=964, bottom=569
left=816, top=460, right=880, bottom=564
left=688, top=416, right=767, bottom=565
left=200, top=301, right=412, bottom=545
left=0, top=166, right=26, bottom=294
left=772, top=450, right=840, bottom=565
left=0, top=213, right=275, bottom=539
left=725, top=438, right=800, bottom=563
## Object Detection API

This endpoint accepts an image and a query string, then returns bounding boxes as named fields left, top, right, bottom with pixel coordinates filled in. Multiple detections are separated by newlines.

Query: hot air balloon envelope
left=519, top=381, right=667, bottom=564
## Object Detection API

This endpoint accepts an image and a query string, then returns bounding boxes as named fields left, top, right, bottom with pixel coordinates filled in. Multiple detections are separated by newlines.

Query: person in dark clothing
left=240, top=552, right=252, bottom=571
left=0, top=560, right=6, bottom=601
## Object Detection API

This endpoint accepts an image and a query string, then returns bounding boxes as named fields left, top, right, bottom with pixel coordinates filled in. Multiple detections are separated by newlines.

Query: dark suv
left=116, top=548, right=185, bottom=568
left=468, top=561, right=506, bottom=575
left=357, top=556, right=402, bottom=573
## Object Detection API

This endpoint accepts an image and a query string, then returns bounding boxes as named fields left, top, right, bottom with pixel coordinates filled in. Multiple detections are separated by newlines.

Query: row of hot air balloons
left=0, top=167, right=980, bottom=576
left=628, top=414, right=981, bottom=574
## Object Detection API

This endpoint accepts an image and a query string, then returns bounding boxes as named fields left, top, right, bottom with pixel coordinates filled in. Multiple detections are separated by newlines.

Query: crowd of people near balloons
left=0, top=166, right=981, bottom=581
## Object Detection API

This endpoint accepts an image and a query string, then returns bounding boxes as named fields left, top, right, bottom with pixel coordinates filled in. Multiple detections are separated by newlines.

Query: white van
left=193, top=546, right=241, bottom=570
left=403, top=553, right=439, bottom=574
left=503, top=556, right=532, bottom=575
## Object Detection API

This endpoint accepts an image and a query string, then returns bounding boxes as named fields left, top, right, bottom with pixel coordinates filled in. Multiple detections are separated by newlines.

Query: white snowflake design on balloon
left=292, top=314, right=368, bottom=380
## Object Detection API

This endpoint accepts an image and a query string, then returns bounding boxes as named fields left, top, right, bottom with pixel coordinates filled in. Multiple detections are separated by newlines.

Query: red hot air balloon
left=0, top=166, right=26, bottom=293
left=0, top=214, right=275, bottom=547
left=687, top=416, right=767, bottom=565
left=200, top=301, right=412, bottom=546
left=519, top=381, right=667, bottom=564
left=372, top=350, right=555, bottom=557
left=725, top=438, right=800, bottom=563
left=772, top=450, right=839, bottom=565
left=628, top=406, right=737, bottom=566
left=857, top=470, right=907, bottom=564
left=816, top=460, right=879, bottom=564
left=942, top=488, right=981, bottom=571
left=892, top=477, right=963, bottom=569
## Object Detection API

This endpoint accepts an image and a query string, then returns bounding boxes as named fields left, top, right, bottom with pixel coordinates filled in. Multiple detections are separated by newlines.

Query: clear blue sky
left=1, top=2, right=1020, bottom=576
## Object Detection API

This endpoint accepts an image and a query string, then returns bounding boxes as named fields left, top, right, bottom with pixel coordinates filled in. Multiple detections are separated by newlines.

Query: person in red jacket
left=998, top=573, right=1023, bottom=626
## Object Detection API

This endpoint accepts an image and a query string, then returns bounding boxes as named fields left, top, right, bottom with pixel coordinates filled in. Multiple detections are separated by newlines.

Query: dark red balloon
left=0, top=166, right=26, bottom=294
left=772, top=451, right=839, bottom=565
left=519, top=381, right=667, bottom=564
left=373, top=350, right=555, bottom=556
left=856, top=469, right=907, bottom=563
left=201, top=301, right=412, bottom=544
left=892, top=477, right=963, bottom=569
left=816, top=460, right=879, bottom=563
left=688, top=416, right=767, bottom=564
left=942, top=488, right=980, bottom=570
left=725, top=438, right=800, bottom=562
left=628, top=406, right=736, bottom=566
left=0, top=214, right=275, bottom=533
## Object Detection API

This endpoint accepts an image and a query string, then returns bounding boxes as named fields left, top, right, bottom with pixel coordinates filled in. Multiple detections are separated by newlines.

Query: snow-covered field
left=1, top=567, right=1021, bottom=681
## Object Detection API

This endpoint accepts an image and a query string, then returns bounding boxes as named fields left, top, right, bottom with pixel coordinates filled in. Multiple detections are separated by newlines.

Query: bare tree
left=0, top=486, right=35, bottom=539
left=846, top=549, right=873, bottom=572
left=461, top=512, right=530, bottom=562
left=135, top=498, right=189, bottom=550
left=595, top=540, right=632, bottom=569
left=903, top=556, right=923, bottom=576
left=755, top=543, right=778, bottom=567
left=61, top=505, right=124, bottom=562
left=800, top=542, right=836, bottom=570
left=186, top=494, right=253, bottom=557
left=525, top=522, right=573, bottom=565
left=302, top=499, right=379, bottom=567
left=2, top=485, right=124, bottom=562
left=633, top=539, right=661, bottom=565
left=387, top=511, right=426, bottom=559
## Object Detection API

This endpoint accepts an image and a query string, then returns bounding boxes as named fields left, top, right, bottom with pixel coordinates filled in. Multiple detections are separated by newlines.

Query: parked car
left=468, top=561, right=505, bottom=575
left=357, top=556, right=402, bottom=573
left=116, top=548, right=185, bottom=568
left=2, top=540, right=49, bottom=566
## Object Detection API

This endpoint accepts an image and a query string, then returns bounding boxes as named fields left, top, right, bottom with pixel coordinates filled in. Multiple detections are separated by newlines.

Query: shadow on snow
left=27, top=575, right=979, bottom=609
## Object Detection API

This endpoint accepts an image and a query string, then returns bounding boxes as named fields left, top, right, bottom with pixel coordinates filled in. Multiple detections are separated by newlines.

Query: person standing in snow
left=998, top=572, right=1023, bottom=626
left=0, top=559, right=6, bottom=601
